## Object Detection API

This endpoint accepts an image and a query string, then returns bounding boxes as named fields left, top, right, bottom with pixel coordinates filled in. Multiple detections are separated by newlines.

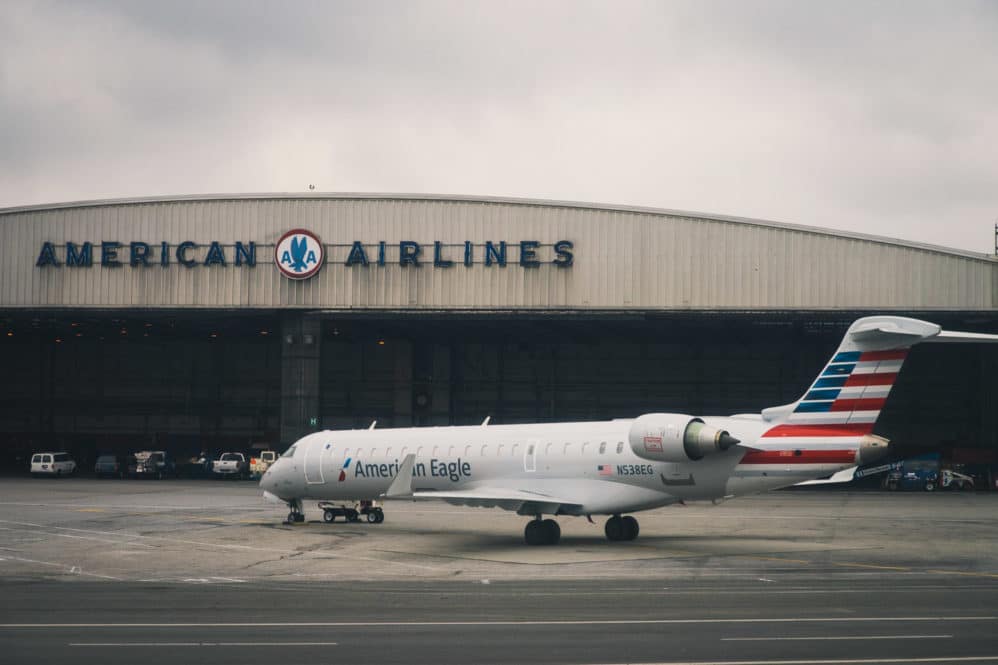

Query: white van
left=30, top=452, right=77, bottom=477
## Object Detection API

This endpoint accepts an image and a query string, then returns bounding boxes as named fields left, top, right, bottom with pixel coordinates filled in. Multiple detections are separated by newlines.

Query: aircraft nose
left=259, top=463, right=277, bottom=492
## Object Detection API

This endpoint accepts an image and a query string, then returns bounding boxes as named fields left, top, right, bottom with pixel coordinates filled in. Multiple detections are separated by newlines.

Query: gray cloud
left=1, top=0, right=997, bottom=253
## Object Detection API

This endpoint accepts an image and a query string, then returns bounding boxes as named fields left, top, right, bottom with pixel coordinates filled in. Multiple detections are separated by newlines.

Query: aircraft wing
left=380, top=457, right=583, bottom=514
left=409, top=487, right=583, bottom=515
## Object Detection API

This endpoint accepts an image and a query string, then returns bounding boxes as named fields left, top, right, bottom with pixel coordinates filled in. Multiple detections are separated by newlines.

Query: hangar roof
left=1, top=192, right=993, bottom=262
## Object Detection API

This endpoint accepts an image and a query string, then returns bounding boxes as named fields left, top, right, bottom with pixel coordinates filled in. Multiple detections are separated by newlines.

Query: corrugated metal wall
left=1, top=196, right=995, bottom=310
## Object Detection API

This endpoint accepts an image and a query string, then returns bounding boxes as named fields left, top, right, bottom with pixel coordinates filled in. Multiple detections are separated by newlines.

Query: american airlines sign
left=34, top=229, right=575, bottom=281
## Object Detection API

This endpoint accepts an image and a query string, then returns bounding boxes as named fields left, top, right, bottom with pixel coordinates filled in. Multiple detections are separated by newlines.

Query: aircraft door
left=524, top=439, right=538, bottom=472
left=304, top=441, right=327, bottom=484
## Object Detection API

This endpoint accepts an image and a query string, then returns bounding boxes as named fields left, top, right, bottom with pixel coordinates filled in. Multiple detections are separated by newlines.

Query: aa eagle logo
left=275, top=229, right=324, bottom=280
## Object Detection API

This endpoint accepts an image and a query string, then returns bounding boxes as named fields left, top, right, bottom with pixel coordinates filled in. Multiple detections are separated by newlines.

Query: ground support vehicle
left=317, top=501, right=385, bottom=524
left=941, top=469, right=975, bottom=490
left=30, top=452, right=76, bottom=477
left=132, top=451, right=173, bottom=479
left=249, top=451, right=277, bottom=479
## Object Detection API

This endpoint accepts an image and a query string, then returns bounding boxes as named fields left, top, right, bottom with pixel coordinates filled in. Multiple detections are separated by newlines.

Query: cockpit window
left=282, top=443, right=298, bottom=458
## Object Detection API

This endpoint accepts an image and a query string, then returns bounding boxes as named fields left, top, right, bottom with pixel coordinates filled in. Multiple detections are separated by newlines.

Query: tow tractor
left=318, top=500, right=385, bottom=524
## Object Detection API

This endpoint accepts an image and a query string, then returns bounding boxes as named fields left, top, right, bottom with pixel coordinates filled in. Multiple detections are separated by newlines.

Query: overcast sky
left=2, top=1, right=996, bottom=253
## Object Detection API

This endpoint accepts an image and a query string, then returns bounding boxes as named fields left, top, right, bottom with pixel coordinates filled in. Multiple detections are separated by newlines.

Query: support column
left=393, top=339, right=413, bottom=427
left=280, top=313, right=321, bottom=448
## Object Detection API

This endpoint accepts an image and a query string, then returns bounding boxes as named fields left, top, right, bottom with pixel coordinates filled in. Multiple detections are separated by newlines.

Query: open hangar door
left=0, top=312, right=281, bottom=470
left=317, top=312, right=998, bottom=460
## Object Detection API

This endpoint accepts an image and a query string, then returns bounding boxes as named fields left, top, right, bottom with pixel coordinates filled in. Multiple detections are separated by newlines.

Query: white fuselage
left=260, top=416, right=856, bottom=515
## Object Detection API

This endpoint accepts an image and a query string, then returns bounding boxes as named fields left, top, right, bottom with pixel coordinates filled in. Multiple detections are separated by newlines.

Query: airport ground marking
left=0, top=554, right=121, bottom=580
left=3, top=616, right=995, bottom=628
left=70, top=642, right=338, bottom=647
left=926, top=569, right=998, bottom=579
left=833, top=562, right=911, bottom=572
left=586, top=658, right=998, bottom=665
left=721, top=635, right=953, bottom=641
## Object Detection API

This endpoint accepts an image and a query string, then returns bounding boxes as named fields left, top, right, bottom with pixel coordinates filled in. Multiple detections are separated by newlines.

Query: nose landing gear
left=285, top=499, right=305, bottom=524
left=605, top=514, right=639, bottom=542
left=524, top=517, right=561, bottom=546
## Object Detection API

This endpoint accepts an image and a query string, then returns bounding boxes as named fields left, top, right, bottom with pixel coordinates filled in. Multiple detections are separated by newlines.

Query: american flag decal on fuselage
left=741, top=348, right=906, bottom=466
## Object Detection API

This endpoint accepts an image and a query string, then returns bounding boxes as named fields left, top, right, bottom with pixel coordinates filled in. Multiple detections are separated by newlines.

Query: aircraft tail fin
left=761, top=316, right=998, bottom=430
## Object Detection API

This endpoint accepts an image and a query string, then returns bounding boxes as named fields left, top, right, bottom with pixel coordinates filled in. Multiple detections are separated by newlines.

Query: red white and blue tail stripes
left=741, top=348, right=906, bottom=466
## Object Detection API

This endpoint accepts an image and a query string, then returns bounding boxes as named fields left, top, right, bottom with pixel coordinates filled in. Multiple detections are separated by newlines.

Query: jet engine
left=628, top=413, right=741, bottom=463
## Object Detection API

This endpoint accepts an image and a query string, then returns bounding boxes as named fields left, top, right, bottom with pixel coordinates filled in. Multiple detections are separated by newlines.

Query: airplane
left=259, top=315, right=998, bottom=545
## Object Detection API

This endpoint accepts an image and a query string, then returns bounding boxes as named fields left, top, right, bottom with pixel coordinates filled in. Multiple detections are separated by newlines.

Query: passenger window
left=545, top=443, right=553, bottom=455
left=32, top=455, right=41, bottom=463
left=386, top=447, right=392, bottom=457
left=464, top=445, right=471, bottom=457
left=432, top=446, right=439, bottom=457
left=497, top=444, right=504, bottom=456
left=43, top=455, right=52, bottom=463
left=563, top=443, right=571, bottom=455
left=599, top=442, right=606, bottom=454
left=616, top=442, right=624, bottom=454
left=527, top=444, right=535, bottom=456
left=400, top=447, right=408, bottom=457
left=416, top=446, right=424, bottom=457
left=511, top=443, right=519, bottom=456
left=481, top=445, right=488, bottom=457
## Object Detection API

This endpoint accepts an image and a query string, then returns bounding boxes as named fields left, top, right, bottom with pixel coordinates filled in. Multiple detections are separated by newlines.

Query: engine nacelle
left=628, top=413, right=740, bottom=463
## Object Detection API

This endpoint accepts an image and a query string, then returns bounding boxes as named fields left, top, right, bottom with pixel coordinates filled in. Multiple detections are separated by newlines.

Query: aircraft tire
left=622, top=516, right=639, bottom=541
left=525, top=520, right=543, bottom=546
left=605, top=516, right=624, bottom=542
left=541, top=519, right=560, bottom=545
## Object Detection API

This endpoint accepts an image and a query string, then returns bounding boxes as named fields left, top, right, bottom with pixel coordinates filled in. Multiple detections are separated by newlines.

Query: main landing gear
left=286, top=498, right=305, bottom=524
left=524, top=517, right=561, bottom=546
left=605, top=514, right=639, bottom=542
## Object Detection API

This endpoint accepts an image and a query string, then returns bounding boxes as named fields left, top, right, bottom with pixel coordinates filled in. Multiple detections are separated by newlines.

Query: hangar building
left=1, top=194, right=996, bottom=472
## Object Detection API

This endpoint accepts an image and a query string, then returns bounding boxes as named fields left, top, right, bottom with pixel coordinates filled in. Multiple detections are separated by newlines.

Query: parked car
left=30, top=452, right=76, bottom=477
left=131, top=450, right=173, bottom=479
left=94, top=454, right=128, bottom=478
left=212, top=452, right=248, bottom=478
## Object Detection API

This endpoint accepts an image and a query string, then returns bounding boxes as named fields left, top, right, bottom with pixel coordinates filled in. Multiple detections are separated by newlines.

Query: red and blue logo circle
left=275, top=229, right=324, bottom=280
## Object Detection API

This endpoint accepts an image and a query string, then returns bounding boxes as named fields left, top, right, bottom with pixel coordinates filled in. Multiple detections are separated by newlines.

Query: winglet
left=383, top=453, right=417, bottom=499
left=368, top=420, right=377, bottom=430
left=481, top=416, right=491, bottom=427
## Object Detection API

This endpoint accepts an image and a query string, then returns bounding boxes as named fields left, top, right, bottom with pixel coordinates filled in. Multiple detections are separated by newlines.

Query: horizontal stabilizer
left=796, top=466, right=857, bottom=486
left=926, top=330, right=998, bottom=344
